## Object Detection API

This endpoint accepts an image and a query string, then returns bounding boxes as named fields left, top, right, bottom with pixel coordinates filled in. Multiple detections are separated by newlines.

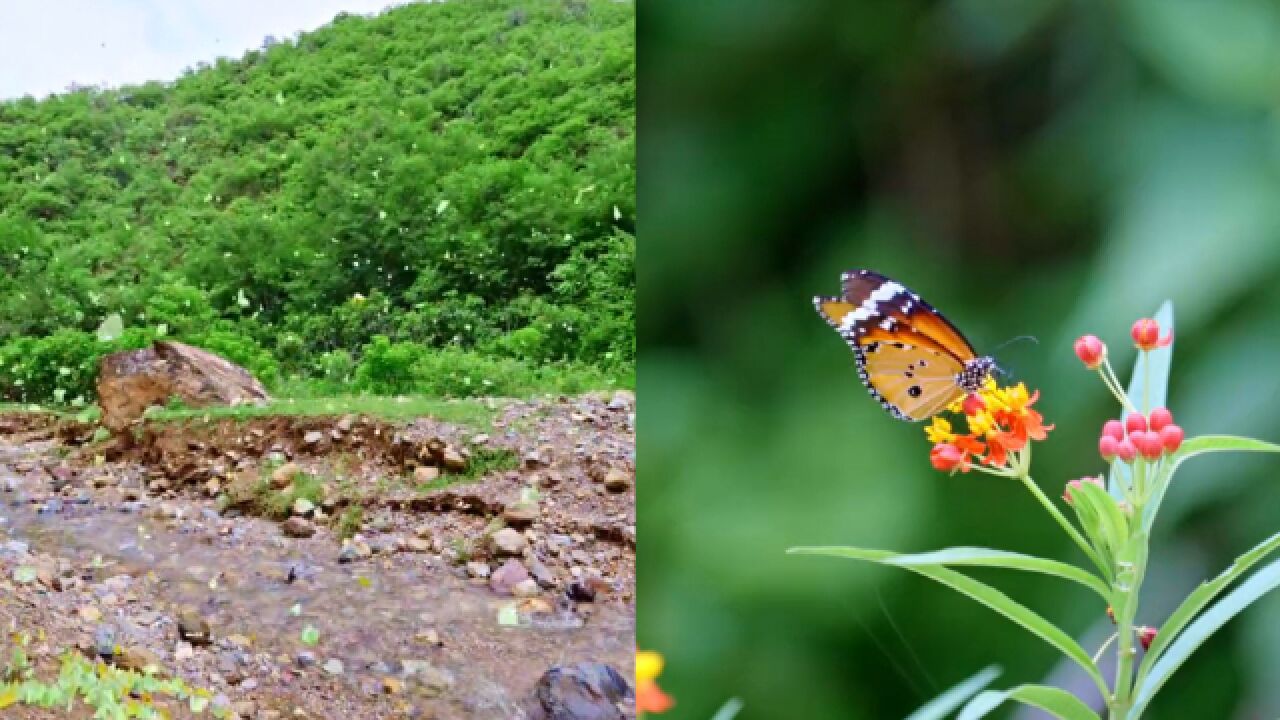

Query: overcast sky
left=0, top=0, right=410, bottom=100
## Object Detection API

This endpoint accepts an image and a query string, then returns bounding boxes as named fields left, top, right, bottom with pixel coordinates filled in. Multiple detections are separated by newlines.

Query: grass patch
left=337, top=505, right=364, bottom=539
left=142, top=394, right=499, bottom=428
left=416, top=447, right=519, bottom=492
left=1, top=635, right=222, bottom=718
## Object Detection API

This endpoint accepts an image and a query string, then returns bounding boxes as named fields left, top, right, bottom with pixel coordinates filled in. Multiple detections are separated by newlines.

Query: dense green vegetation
left=0, top=0, right=634, bottom=405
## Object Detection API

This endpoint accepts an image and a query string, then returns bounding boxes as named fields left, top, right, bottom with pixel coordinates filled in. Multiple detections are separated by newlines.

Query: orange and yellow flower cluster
left=637, top=650, right=674, bottom=715
left=926, top=379, right=1052, bottom=474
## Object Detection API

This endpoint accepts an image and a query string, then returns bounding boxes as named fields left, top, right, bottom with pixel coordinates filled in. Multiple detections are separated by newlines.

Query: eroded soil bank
left=0, top=393, right=636, bottom=719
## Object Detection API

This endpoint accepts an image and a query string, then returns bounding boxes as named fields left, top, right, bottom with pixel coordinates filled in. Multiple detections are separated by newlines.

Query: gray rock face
left=532, top=662, right=632, bottom=720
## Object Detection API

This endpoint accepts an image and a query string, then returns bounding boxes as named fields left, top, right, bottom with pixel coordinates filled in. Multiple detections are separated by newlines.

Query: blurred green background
left=639, top=0, right=1280, bottom=718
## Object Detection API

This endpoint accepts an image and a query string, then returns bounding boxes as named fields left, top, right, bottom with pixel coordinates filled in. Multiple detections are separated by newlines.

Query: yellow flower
left=926, top=417, right=956, bottom=444
left=636, top=651, right=664, bottom=682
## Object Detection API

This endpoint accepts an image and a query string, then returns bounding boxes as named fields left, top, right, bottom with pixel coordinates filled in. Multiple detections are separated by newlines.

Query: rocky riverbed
left=0, top=392, right=636, bottom=719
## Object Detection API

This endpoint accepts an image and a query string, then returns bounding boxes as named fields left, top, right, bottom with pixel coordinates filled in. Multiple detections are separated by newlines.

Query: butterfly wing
left=815, top=270, right=980, bottom=421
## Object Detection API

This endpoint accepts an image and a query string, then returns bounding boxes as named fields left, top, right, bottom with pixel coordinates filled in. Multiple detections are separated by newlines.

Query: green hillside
left=0, top=0, right=634, bottom=404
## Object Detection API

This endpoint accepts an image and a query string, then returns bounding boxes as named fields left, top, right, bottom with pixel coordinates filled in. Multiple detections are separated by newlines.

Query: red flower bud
left=1125, top=413, right=1148, bottom=435
left=1099, top=435, right=1120, bottom=461
left=1063, top=480, right=1081, bottom=504
left=1160, top=424, right=1184, bottom=453
left=1074, top=335, right=1106, bottom=369
left=1106, top=606, right=1115, bottom=623
left=1131, top=318, right=1173, bottom=351
left=962, top=393, right=986, bottom=416
left=1138, top=626, right=1157, bottom=651
left=1148, top=407, right=1174, bottom=432
left=1102, top=420, right=1125, bottom=442
left=1116, top=438, right=1137, bottom=463
left=930, top=443, right=966, bottom=473
left=1133, top=431, right=1163, bottom=460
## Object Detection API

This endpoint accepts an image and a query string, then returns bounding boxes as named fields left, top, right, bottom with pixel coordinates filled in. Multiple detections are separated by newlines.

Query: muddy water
left=0, top=438, right=634, bottom=717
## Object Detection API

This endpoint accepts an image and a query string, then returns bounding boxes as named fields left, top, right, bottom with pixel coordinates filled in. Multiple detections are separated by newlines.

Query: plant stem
left=1020, top=474, right=1109, bottom=579
left=1110, top=535, right=1148, bottom=719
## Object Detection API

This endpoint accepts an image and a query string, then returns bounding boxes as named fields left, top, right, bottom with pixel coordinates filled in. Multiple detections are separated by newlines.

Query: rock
left=382, top=676, right=404, bottom=694
left=413, top=524, right=433, bottom=540
left=303, top=431, right=324, bottom=446
left=403, top=537, right=431, bottom=553
left=466, top=562, right=491, bottom=579
left=534, top=663, right=631, bottom=720
left=272, top=462, right=300, bottom=489
left=502, top=504, right=539, bottom=528
left=96, top=341, right=270, bottom=432
left=78, top=605, right=102, bottom=623
left=323, top=658, right=345, bottom=675
left=94, top=624, right=117, bottom=659
left=339, top=537, right=372, bottom=563
left=442, top=446, right=467, bottom=473
left=402, top=661, right=454, bottom=696
left=292, top=497, right=315, bottom=517
left=513, top=579, right=542, bottom=597
left=337, top=414, right=356, bottom=432
left=232, top=701, right=258, bottom=718
left=281, top=517, right=316, bottom=538
left=602, top=469, right=631, bottom=493
left=115, top=646, right=164, bottom=674
left=490, top=528, right=528, bottom=556
left=174, top=642, right=195, bottom=662
left=296, top=651, right=317, bottom=668
left=607, top=390, right=635, bottom=411
left=527, top=558, right=557, bottom=588
left=490, top=559, right=531, bottom=596
left=414, top=466, right=440, bottom=484
left=177, top=607, right=212, bottom=645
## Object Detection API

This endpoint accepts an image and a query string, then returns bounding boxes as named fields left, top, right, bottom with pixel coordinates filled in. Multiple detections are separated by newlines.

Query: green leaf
left=888, top=547, right=1109, bottom=599
left=959, top=685, right=1099, bottom=720
left=1109, top=300, right=1173, bottom=499
left=905, top=665, right=1001, bottom=720
left=1143, top=434, right=1280, bottom=531
left=299, top=625, right=319, bottom=646
left=1130, top=529, right=1280, bottom=716
left=95, top=313, right=124, bottom=342
left=709, top=697, right=744, bottom=720
left=789, top=547, right=1108, bottom=696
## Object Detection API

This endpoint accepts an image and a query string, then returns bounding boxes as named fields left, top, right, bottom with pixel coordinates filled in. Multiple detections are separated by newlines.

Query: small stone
left=466, top=562, right=491, bottom=579
left=303, top=431, right=324, bottom=446
left=441, top=447, right=467, bottom=473
left=232, top=701, right=258, bottom=718
left=116, top=646, right=164, bottom=674
left=470, top=433, right=490, bottom=444
left=416, top=628, right=442, bottom=647
left=271, top=462, right=300, bottom=489
left=512, top=579, right=541, bottom=598
left=78, top=606, right=102, bottom=623
left=177, top=607, right=212, bottom=645
left=404, top=537, right=430, bottom=553
left=414, top=524, right=433, bottom=540
left=603, top=469, right=631, bottom=493
left=295, top=651, right=316, bottom=668
left=527, top=558, right=557, bottom=588
left=94, top=624, right=117, bottom=659
left=281, top=517, right=316, bottom=538
left=174, top=642, right=195, bottom=662
left=414, top=466, right=440, bottom=484
left=607, top=390, right=635, bottom=410
left=535, top=663, right=630, bottom=719
left=490, top=528, right=527, bottom=556
left=292, top=497, right=315, bottom=517
left=502, top=504, right=538, bottom=528
left=204, top=477, right=221, bottom=496
left=323, top=658, right=344, bottom=675
left=490, top=559, right=531, bottom=596
left=382, top=676, right=404, bottom=694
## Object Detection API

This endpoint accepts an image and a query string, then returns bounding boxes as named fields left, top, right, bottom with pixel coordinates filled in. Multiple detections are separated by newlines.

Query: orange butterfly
left=814, top=270, right=995, bottom=421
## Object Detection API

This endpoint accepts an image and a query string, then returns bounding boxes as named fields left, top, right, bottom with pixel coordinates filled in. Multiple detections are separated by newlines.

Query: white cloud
left=0, top=0, right=409, bottom=100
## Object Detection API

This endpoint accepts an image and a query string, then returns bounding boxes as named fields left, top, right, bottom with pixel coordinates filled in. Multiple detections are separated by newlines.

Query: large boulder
left=97, top=341, right=270, bottom=431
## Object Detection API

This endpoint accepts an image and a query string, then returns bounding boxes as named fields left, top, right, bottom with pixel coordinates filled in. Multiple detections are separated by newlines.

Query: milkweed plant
left=791, top=303, right=1280, bottom=719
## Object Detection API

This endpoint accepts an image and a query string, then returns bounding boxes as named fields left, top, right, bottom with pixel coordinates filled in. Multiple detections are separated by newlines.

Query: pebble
left=323, top=658, right=345, bottom=675
left=281, top=517, right=316, bottom=538
left=502, top=504, right=538, bottom=528
left=490, top=559, right=531, bottom=596
left=296, top=651, right=317, bottom=668
left=490, top=528, right=528, bottom=556
left=466, top=562, right=491, bottom=579
left=292, top=497, right=315, bottom=517
left=272, top=462, right=300, bottom=489
left=303, top=431, right=324, bottom=446
left=603, top=469, right=631, bottom=493
left=177, top=607, right=212, bottom=645
left=413, top=466, right=440, bottom=484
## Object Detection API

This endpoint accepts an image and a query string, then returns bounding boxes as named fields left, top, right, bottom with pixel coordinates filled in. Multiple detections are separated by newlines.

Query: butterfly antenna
left=992, top=334, right=1039, bottom=353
